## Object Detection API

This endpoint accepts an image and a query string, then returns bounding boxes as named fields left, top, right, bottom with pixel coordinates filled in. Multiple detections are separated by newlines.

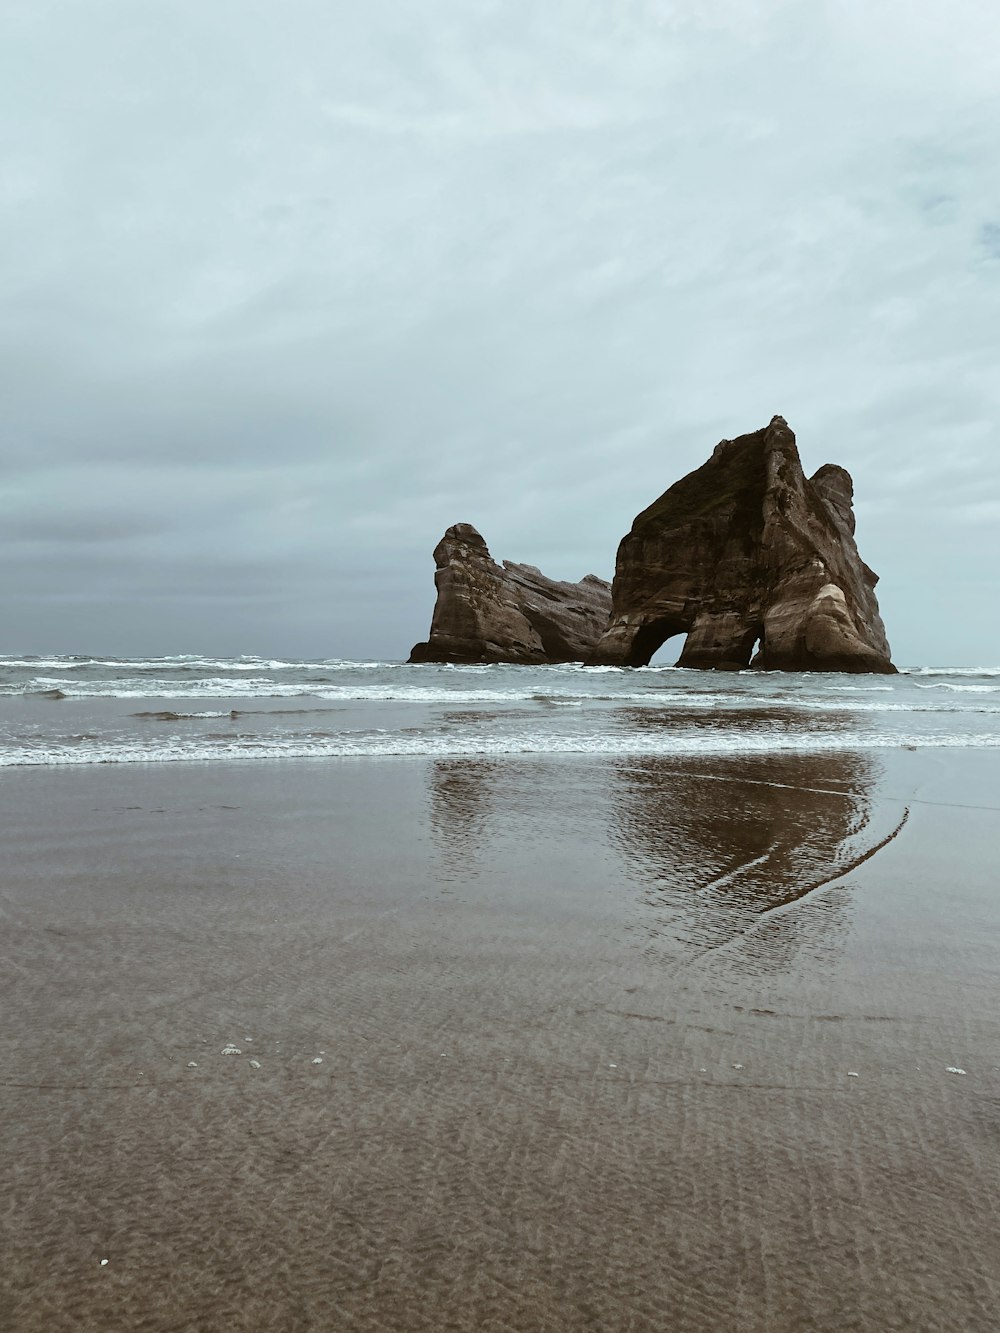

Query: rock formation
left=589, top=416, right=895, bottom=672
left=408, top=524, right=612, bottom=664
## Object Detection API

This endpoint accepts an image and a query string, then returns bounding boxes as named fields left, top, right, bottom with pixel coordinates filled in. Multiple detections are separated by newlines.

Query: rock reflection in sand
left=428, top=755, right=622, bottom=894
left=611, top=749, right=903, bottom=972
left=427, top=737, right=908, bottom=975
left=429, top=757, right=503, bottom=883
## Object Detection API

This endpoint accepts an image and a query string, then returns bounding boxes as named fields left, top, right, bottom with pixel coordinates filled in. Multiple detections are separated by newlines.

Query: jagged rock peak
left=589, top=416, right=894, bottom=673
left=408, top=524, right=612, bottom=665
left=810, top=464, right=856, bottom=534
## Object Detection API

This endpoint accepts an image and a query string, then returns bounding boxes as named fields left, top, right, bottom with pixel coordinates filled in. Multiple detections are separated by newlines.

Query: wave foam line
left=9, top=682, right=1000, bottom=714
left=2, top=731, right=998, bottom=767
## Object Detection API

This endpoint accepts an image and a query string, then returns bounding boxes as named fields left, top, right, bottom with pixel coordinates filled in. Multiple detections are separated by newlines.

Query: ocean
left=1, top=654, right=999, bottom=766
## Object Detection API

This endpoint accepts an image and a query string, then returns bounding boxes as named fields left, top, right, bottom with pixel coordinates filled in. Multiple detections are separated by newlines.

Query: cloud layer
left=3, top=1, right=999, bottom=662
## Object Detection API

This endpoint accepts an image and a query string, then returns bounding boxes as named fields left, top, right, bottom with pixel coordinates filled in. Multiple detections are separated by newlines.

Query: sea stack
left=408, top=524, right=612, bottom=665
left=589, top=415, right=895, bottom=672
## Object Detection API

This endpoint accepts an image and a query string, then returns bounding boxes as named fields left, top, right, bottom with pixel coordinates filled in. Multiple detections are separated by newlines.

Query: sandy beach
left=2, top=748, right=999, bottom=1330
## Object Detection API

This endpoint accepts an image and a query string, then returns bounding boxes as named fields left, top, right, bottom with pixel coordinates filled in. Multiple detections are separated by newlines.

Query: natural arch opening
left=714, top=621, right=762, bottom=666
left=626, top=617, right=689, bottom=668
left=647, top=635, right=686, bottom=667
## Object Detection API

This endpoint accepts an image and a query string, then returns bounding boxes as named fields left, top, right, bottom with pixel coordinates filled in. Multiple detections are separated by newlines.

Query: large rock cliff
left=408, top=524, right=612, bottom=665
left=590, top=416, right=894, bottom=672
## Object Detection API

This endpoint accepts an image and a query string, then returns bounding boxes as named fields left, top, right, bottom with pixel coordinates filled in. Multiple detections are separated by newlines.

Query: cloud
left=981, top=223, right=1000, bottom=261
left=1, top=0, right=999, bottom=661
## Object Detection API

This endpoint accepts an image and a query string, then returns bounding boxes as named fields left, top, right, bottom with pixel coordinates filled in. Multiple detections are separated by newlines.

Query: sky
left=2, top=0, right=999, bottom=665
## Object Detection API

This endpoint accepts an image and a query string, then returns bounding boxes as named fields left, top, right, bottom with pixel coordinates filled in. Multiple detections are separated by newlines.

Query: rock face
left=590, top=416, right=895, bottom=672
left=409, top=524, right=612, bottom=665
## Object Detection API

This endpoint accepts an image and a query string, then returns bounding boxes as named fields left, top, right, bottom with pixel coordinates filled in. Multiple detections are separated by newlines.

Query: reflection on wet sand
left=429, top=755, right=606, bottom=885
left=611, top=746, right=907, bottom=971
left=427, top=714, right=910, bottom=976
left=428, top=757, right=502, bottom=882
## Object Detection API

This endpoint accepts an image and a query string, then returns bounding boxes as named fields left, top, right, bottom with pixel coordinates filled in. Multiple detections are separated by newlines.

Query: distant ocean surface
left=1, top=655, right=998, bottom=767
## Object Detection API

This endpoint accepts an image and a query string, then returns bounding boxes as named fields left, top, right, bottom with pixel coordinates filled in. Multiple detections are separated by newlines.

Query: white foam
left=0, top=654, right=384, bottom=673
left=7, top=676, right=1000, bottom=715
left=914, top=682, right=1000, bottom=693
left=132, top=710, right=232, bottom=719
left=3, top=729, right=997, bottom=768
left=4, top=655, right=992, bottom=677
left=8, top=679, right=703, bottom=703
left=901, top=666, right=1000, bottom=677
left=780, top=697, right=1000, bottom=714
left=826, top=685, right=894, bottom=693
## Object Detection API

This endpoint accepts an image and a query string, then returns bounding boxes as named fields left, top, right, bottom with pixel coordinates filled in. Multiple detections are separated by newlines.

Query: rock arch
left=589, top=417, right=894, bottom=674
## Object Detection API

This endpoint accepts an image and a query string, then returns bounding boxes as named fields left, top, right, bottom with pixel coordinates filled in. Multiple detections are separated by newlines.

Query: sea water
left=1, top=655, right=999, bottom=766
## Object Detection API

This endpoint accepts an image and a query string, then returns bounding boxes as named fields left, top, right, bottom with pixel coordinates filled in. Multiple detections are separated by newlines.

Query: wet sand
left=2, top=749, right=999, bottom=1331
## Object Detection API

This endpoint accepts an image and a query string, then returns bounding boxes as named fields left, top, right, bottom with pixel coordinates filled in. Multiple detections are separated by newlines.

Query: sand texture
left=2, top=751, right=999, bottom=1331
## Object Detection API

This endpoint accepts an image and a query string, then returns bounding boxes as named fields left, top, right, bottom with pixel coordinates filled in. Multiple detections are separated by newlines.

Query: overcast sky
left=2, top=1, right=998, bottom=665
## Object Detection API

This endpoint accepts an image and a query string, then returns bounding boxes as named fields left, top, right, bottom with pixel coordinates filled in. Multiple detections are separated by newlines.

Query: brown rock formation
left=590, top=416, right=894, bottom=672
left=409, top=524, right=612, bottom=665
